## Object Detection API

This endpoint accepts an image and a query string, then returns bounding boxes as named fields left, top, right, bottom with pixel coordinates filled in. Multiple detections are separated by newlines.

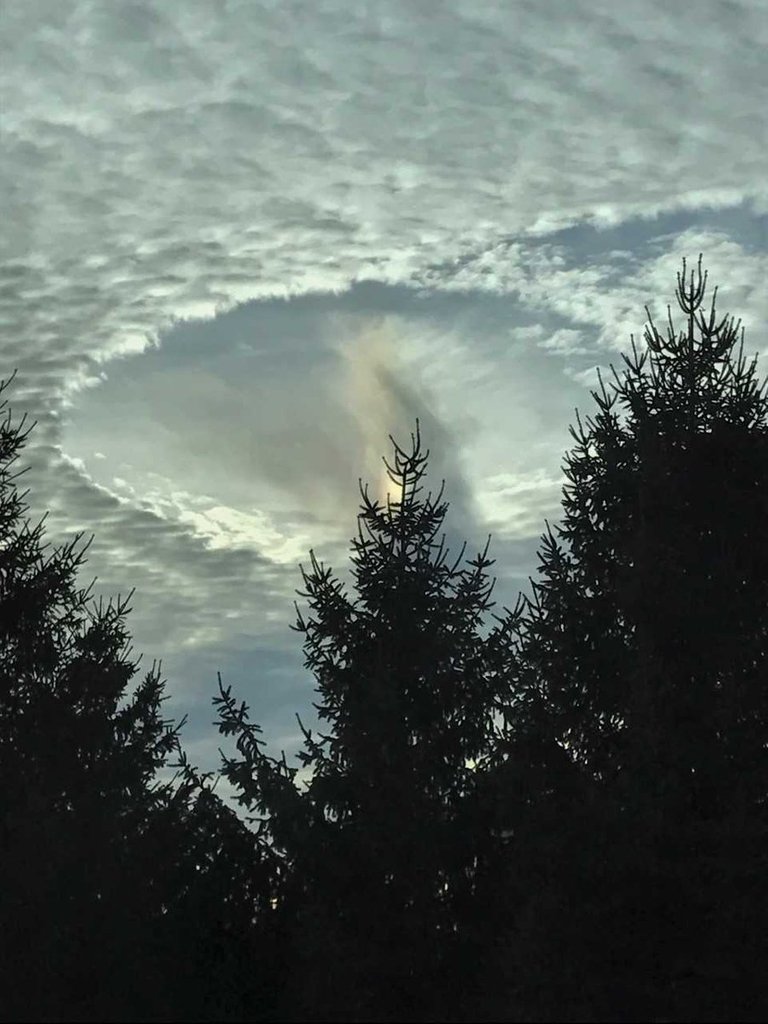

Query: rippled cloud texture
left=2, top=0, right=767, bottom=767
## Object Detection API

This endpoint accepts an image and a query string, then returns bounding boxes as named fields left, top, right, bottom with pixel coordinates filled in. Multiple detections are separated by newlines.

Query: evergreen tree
left=0, top=372, right=273, bottom=1022
left=215, top=423, right=507, bottom=1021
left=491, top=258, right=768, bottom=1021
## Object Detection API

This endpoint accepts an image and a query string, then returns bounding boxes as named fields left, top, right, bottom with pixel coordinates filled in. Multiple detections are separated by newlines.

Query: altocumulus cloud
left=1, top=0, right=767, bottom=768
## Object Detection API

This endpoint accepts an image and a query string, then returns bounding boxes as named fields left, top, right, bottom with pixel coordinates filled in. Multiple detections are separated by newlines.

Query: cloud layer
left=2, top=0, right=767, bottom=768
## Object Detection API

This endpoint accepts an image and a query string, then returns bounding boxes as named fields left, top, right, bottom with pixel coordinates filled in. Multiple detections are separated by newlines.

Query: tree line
left=2, top=256, right=767, bottom=1021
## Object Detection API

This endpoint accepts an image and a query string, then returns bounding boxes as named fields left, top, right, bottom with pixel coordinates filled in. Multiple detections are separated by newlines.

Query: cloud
left=4, top=4, right=766, bottom=375
left=424, top=228, right=768, bottom=362
left=334, top=316, right=479, bottom=548
left=3, top=0, right=767, bottom=773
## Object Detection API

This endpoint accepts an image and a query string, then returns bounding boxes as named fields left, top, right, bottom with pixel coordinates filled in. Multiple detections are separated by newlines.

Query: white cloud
left=175, top=502, right=310, bottom=566
left=2, top=0, right=767, bottom=772
left=476, top=468, right=565, bottom=539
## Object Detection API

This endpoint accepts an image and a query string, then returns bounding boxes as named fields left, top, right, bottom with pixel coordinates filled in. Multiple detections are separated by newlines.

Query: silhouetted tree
left=144, top=754, right=281, bottom=1022
left=0, top=372, right=274, bottom=1022
left=216, top=423, right=508, bottom=1021
left=489, top=258, right=768, bottom=1021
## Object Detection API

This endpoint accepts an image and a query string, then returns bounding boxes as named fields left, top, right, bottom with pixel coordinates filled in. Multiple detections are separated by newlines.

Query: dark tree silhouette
left=0, top=372, right=274, bottom=1022
left=215, top=423, right=509, bottom=1021
left=488, top=258, right=768, bottom=1022
left=8, top=252, right=764, bottom=1023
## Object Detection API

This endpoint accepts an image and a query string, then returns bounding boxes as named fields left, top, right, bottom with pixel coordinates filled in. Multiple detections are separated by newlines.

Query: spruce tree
left=0, top=372, right=272, bottom=1021
left=492, top=258, right=768, bottom=1021
left=215, top=423, right=507, bottom=1021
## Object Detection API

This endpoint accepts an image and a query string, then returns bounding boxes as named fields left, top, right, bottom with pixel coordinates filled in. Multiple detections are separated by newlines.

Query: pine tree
left=0, top=372, right=273, bottom=1021
left=492, top=258, right=768, bottom=1021
left=215, top=423, right=507, bottom=1021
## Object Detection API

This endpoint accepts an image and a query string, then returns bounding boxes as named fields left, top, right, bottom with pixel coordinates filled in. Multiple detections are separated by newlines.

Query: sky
left=2, top=0, right=768, bottom=780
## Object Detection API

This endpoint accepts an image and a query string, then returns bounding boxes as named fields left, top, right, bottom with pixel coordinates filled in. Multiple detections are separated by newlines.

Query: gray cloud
left=2, top=0, right=767, bottom=771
